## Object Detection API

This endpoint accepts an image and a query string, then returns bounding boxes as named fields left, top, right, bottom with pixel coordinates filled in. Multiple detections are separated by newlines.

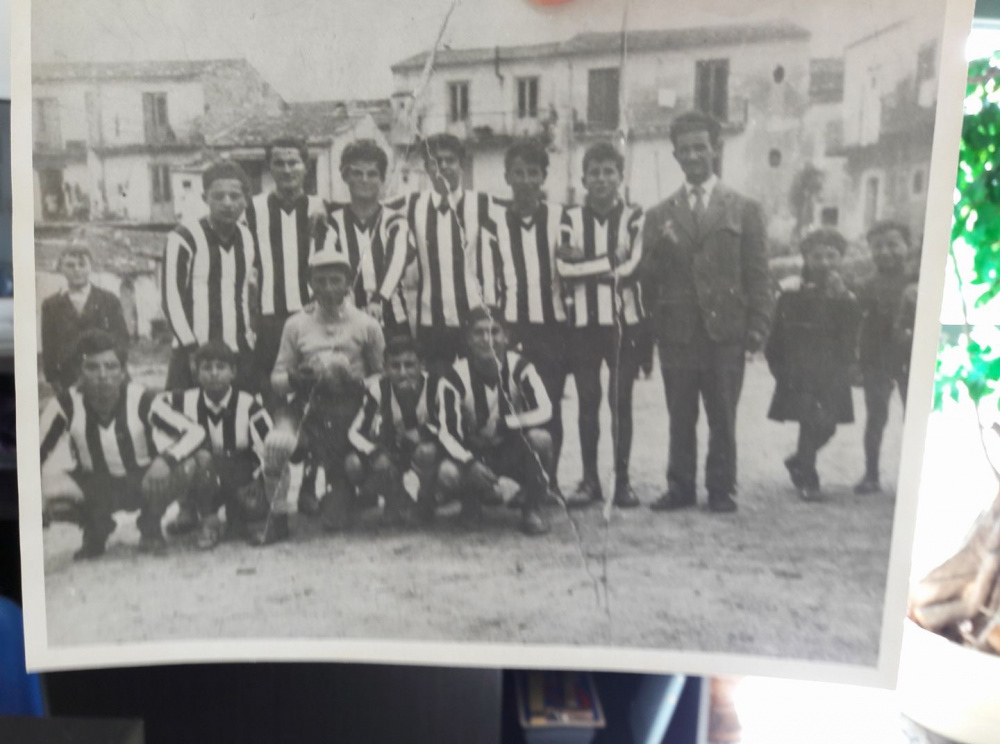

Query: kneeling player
left=436, top=306, right=553, bottom=536
left=39, top=330, right=205, bottom=559
left=163, top=341, right=277, bottom=548
left=346, top=335, right=440, bottom=525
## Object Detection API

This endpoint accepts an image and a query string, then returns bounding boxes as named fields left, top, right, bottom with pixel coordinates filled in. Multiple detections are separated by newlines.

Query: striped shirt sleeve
left=348, top=382, right=382, bottom=456
left=436, top=374, right=473, bottom=464
left=504, top=357, right=553, bottom=430
left=612, top=207, right=645, bottom=281
left=39, top=396, right=70, bottom=467
left=377, top=205, right=410, bottom=302
left=146, top=394, right=206, bottom=464
left=162, top=230, right=198, bottom=348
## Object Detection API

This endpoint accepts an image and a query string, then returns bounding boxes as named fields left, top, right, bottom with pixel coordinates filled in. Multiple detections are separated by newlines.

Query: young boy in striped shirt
left=39, top=330, right=205, bottom=559
left=557, top=142, right=645, bottom=509
left=436, top=306, right=553, bottom=536
left=346, top=335, right=440, bottom=525
left=320, top=139, right=410, bottom=336
left=163, top=340, right=276, bottom=548
left=162, top=161, right=256, bottom=391
left=480, top=140, right=569, bottom=499
left=406, top=133, right=492, bottom=375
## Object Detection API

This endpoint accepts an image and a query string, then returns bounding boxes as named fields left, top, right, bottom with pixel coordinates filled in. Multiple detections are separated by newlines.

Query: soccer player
left=479, top=140, right=568, bottom=498
left=262, top=249, right=385, bottom=541
left=346, top=335, right=440, bottom=524
left=162, top=161, right=256, bottom=391
left=245, top=137, right=326, bottom=399
left=436, top=306, right=553, bottom=536
left=41, top=247, right=129, bottom=394
left=556, top=142, right=645, bottom=509
left=38, top=330, right=205, bottom=559
left=320, top=139, right=410, bottom=335
left=163, top=341, right=277, bottom=548
left=405, top=133, right=492, bottom=375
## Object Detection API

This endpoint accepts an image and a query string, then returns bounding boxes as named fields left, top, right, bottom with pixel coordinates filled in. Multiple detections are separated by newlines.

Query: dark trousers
left=416, top=326, right=465, bottom=378
left=473, top=434, right=549, bottom=509
left=659, top=335, right=745, bottom=500
left=862, top=371, right=907, bottom=480
left=517, top=324, right=571, bottom=490
left=571, top=325, right=641, bottom=486
left=73, top=469, right=166, bottom=548
left=166, top=346, right=256, bottom=393
left=795, top=419, right=837, bottom=488
left=188, top=450, right=265, bottom=527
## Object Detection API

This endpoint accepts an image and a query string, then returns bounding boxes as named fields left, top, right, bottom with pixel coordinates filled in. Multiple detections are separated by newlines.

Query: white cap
left=308, top=248, right=353, bottom=272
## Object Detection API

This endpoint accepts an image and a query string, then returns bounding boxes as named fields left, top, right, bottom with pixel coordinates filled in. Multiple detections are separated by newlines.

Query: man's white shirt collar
left=203, top=388, right=233, bottom=414
left=685, top=175, right=718, bottom=207
left=431, top=188, right=464, bottom=210
left=64, top=283, right=92, bottom=309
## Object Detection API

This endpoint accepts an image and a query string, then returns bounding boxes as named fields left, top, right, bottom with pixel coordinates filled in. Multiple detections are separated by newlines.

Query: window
left=863, top=175, right=880, bottom=227
left=517, top=77, right=539, bottom=119
left=695, top=59, right=730, bottom=121
left=142, top=92, right=172, bottom=143
left=448, top=82, right=469, bottom=123
left=32, top=98, right=62, bottom=149
left=917, top=41, right=937, bottom=83
left=820, top=207, right=839, bottom=227
left=587, top=68, right=620, bottom=130
left=151, top=165, right=172, bottom=204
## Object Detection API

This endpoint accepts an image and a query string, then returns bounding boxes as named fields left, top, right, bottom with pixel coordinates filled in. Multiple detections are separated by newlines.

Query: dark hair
left=669, top=111, right=722, bottom=148
left=265, top=137, right=309, bottom=166
left=800, top=228, right=848, bottom=256
left=193, top=339, right=238, bottom=369
left=464, top=304, right=506, bottom=333
left=58, top=246, right=93, bottom=269
left=505, top=140, right=549, bottom=176
left=202, top=160, right=251, bottom=195
left=581, top=141, right=625, bottom=177
left=384, top=333, right=421, bottom=362
left=74, top=329, right=127, bottom=367
left=422, top=133, right=465, bottom=164
left=866, top=220, right=911, bottom=246
left=340, top=139, right=389, bottom=180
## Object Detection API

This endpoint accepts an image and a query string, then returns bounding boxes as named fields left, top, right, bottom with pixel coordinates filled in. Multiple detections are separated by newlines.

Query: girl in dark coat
left=765, top=229, right=861, bottom=501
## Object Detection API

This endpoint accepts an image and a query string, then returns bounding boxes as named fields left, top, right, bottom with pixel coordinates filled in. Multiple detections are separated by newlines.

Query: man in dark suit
left=639, top=112, right=774, bottom=513
left=41, top=247, right=130, bottom=393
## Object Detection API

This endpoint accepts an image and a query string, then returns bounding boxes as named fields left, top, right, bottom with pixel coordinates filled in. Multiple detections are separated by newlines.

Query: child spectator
left=765, top=229, right=861, bottom=501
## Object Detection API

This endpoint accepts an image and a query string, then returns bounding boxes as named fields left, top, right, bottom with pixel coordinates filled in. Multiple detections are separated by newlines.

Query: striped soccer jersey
left=480, top=200, right=567, bottom=326
left=163, top=387, right=271, bottom=468
left=162, top=217, right=256, bottom=353
left=245, top=192, right=325, bottom=317
left=39, top=382, right=205, bottom=477
left=406, top=189, right=492, bottom=329
left=557, top=201, right=645, bottom=327
left=348, top=372, right=439, bottom=456
left=320, top=198, right=410, bottom=325
left=436, top=351, right=552, bottom=465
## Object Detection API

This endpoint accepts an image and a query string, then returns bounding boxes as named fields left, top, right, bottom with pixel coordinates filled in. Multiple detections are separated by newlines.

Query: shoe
left=708, top=494, right=738, bottom=513
left=784, top=456, right=805, bottom=489
left=73, top=541, right=106, bottom=561
left=319, top=488, right=353, bottom=532
left=566, top=478, right=602, bottom=509
left=166, top=504, right=199, bottom=536
left=854, top=477, right=881, bottom=495
left=798, top=486, right=823, bottom=502
left=298, top=489, right=320, bottom=516
left=650, top=491, right=696, bottom=511
left=138, top=533, right=168, bottom=555
left=457, top=499, right=483, bottom=527
left=613, top=483, right=641, bottom=509
left=521, top=507, right=551, bottom=536
left=196, top=517, right=225, bottom=550
left=249, top=514, right=290, bottom=546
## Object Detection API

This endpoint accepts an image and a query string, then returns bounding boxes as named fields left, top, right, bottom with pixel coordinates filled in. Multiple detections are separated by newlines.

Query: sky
left=32, top=0, right=937, bottom=102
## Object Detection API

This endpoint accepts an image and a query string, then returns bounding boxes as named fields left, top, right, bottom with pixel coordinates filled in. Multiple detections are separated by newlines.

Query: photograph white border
left=12, top=0, right=975, bottom=685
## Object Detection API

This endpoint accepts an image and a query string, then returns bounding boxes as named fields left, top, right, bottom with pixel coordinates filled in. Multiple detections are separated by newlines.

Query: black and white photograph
left=13, top=0, right=968, bottom=681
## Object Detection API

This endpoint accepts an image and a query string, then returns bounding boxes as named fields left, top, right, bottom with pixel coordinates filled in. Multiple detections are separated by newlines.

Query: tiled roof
left=206, top=106, right=369, bottom=147
left=33, top=58, right=252, bottom=82
left=391, top=21, right=810, bottom=71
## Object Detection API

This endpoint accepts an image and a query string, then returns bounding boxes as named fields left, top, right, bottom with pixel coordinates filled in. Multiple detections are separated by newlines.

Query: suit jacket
left=41, top=286, right=129, bottom=389
left=639, top=182, right=774, bottom=346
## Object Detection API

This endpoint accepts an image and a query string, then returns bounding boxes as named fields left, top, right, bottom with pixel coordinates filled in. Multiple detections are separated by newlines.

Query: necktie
left=691, top=185, right=706, bottom=225
left=438, top=195, right=450, bottom=215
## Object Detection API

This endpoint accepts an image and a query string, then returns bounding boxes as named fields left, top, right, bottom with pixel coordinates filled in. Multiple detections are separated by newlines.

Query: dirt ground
left=41, top=354, right=900, bottom=665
